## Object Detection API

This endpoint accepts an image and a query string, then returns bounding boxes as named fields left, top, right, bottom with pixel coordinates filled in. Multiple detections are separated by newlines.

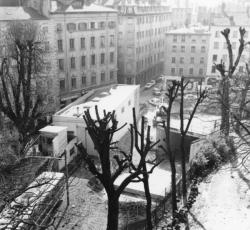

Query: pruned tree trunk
left=107, top=196, right=119, bottom=230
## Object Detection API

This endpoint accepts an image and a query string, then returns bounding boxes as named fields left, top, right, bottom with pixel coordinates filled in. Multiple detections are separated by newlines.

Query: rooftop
left=57, top=84, right=139, bottom=119
left=50, top=1, right=117, bottom=13
left=39, top=126, right=67, bottom=134
left=0, top=7, right=48, bottom=20
left=166, top=26, right=210, bottom=35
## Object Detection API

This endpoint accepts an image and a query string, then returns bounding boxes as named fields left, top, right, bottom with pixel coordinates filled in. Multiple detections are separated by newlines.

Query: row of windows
left=213, top=41, right=237, bottom=49
left=214, top=30, right=248, bottom=38
left=57, top=35, right=115, bottom=52
left=171, top=45, right=206, bottom=53
left=212, top=54, right=246, bottom=62
left=136, top=52, right=164, bottom=70
left=171, top=56, right=205, bottom=64
left=172, top=35, right=207, bottom=43
left=170, top=67, right=204, bottom=75
left=59, top=71, right=115, bottom=90
left=58, top=52, right=115, bottom=70
left=136, top=40, right=164, bottom=54
left=137, top=27, right=169, bottom=39
left=57, top=21, right=116, bottom=33
left=137, top=14, right=170, bottom=24
left=211, top=64, right=244, bottom=73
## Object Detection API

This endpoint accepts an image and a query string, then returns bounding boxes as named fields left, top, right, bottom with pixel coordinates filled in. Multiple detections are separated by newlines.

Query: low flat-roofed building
left=53, top=84, right=140, bottom=155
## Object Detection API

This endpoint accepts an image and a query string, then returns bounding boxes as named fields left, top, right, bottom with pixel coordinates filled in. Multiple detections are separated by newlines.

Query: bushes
left=190, top=134, right=235, bottom=178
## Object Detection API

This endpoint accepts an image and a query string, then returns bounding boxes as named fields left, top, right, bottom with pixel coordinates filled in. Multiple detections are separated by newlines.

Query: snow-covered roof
left=166, top=26, right=210, bottom=35
left=51, top=2, right=117, bottom=13
left=170, top=114, right=221, bottom=136
left=59, top=85, right=139, bottom=119
left=0, top=7, right=48, bottom=20
left=39, top=126, right=68, bottom=134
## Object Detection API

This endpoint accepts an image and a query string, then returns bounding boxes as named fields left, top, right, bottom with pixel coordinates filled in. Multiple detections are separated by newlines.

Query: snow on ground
left=189, top=164, right=250, bottom=230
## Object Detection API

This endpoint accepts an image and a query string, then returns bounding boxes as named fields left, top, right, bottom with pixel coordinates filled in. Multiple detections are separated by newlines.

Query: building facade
left=49, top=1, right=118, bottom=104
left=105, top=0, right=171, bottom=85
left=164, top=27, right=210, bottom=79
left=206, top=26, right=250, bottom=78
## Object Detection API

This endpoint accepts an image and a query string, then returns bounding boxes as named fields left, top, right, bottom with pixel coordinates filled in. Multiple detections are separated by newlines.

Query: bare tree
left=179, top=77, right=207, bottom=205
left=160, top=81, right=180, bottom=219
left=214, top=27, right=248, bottom=136
left=0, top=21, right=48, bottom=156
left=76, top=106, right=160, bottom=230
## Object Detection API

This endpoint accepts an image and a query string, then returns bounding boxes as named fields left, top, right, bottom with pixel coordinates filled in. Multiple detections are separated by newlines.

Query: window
left=110, top=35, right=115, bottom=47
left=78, top=22, right=87, bottom=31
left=121, top=107, right=125, bottom=113
left=181, top=46, right=185, bottom=52
left=67, top=23, right=76, bottom=32
left=171, top=68, right=175, bottom=74
left=215, top=31, right=220, bottom=38
left=110, top=52, right=114, bottom=63
left=191, top=39, right=196, bottom=43
left=201, top=46, right=206, bottom=52
left=191, top=46, right=196, bottom=53
left=173, top=35, right=177, bottom=42
left=190, top=57, right=194, bottom=64
left=57, top=40, right=63, bottom=52
left=58, top=59, right=64, bottom=71
left=180, top=57, right=184, bottom=64
left=91, top=54, right=95, bottom=65
left=189, top=68, right=193, bottom=75
left=60, top=79, right=65, bottom=91
left=69, top=38, right=75, bottom=50
left=181, top=35, right=185, bottom=42
left=71, top=77, right=76, bottom=89
left=172, top=45, right=177, bottom=52
left=110, top=70, right=114, bottom=81
left=91, top=36, right=95, bottom=48
left=200, top=57, right=204, bottom=64
left=80, top=37, right=85, bottom=49
left=171, top=57, right=176, bottom=63
left=214, top=42, right=219, bottom=49
left=56, top=23, right=62, bottom=32
left=101, top=53, right=105, bottom=64
left=99, top=21, right=105, bottom=29
left=202, top=39, right=206, bottom=43
left=199, top=68, right=203, bottom=75
left=212, top=54, right=217, bottom=62
left=101, top=72, right=105, bottom=82
left=91, top=73, right=96, bottom=85
left=70, top=57, right=75, bottom=69
left=223, top=42, right=227, bottom=49
left=90, top=22, right=95, bottom=29
left=179, top=68, right=183, bottom=75
left=82, top=74, right=86, bottom=86
left=100, top=36, right=105, bottom=48
left=211, top=66, right=216, bottom=73
left=108, top=21, right=116, bottom=29
left=81, top=56, right=85, bottom=67
left=222, top=54, right=227, bottom=61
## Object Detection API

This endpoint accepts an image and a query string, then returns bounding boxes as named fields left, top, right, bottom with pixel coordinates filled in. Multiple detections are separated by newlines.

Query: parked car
left=152, top=87, right=161, bottom=96
left=184, top=94, right=196, bottom=100
left=148, top=97, right=161, bottom=106
left=150, top=80, right=156, bottom=85
left=145, top=83, right=154, bottom=89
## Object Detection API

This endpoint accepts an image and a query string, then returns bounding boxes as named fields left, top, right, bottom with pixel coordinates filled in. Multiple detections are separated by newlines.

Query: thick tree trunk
left=170, top=158, right=177, bottom=215
left=143, top=172, right=153, bottom=230
left=181, top=136, right=187, bottom=206
left=220, top=78, right=230, bottom=136
left=107, top=196, right=119, bottom=230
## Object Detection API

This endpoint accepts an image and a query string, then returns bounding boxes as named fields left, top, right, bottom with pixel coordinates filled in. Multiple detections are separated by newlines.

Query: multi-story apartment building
left=164, top=27, right=210, bottom=79
left=105, top=0, right=171, bottom=85
left=49, top=0, right=118, bottom=104
left=0, top=0, right=118, bottom=106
